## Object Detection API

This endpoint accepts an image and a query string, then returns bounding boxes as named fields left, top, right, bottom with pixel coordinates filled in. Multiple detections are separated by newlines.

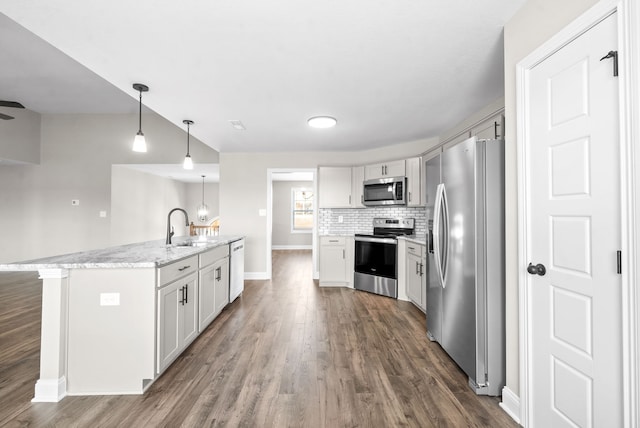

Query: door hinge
left=600, top=50, right=618, bottom=77
left=617, top=250, right=622, bottom=274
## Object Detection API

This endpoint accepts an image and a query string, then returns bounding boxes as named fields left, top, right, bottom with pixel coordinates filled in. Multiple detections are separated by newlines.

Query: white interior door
left=526, top=12, right=622, bottom=427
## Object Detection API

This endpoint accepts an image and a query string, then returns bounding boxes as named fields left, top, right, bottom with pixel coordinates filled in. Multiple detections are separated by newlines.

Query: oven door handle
left=433, top=183, right=446, bottom=289
left=354, top=236, right=397, bottom=245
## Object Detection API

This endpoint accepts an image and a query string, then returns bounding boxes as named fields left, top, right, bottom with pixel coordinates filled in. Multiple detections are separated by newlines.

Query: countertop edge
left=0, top=235, right=245, bottom=271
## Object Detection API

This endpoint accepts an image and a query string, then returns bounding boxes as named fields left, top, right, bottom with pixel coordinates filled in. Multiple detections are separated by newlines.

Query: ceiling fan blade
left=0, top=101, right=25, bottom=109
left=0, top=112, right=15, bottom=120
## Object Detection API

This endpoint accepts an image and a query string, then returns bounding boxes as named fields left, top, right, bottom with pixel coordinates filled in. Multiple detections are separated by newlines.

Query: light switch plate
left=71, top=199, right=80, bottom=206
left=258, top=209, right=267, bottom=217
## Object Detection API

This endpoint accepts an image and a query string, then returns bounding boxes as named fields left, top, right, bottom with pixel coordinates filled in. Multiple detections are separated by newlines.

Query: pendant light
left=132, top=83, right=149, bottom=152
left=182, top=119, right=194, bottom=170
left=197, top=175, right=209, bottom=222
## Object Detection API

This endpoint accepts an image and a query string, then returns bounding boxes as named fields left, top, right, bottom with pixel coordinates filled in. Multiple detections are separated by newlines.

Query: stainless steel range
left=354, top=218, right=415, bottom=298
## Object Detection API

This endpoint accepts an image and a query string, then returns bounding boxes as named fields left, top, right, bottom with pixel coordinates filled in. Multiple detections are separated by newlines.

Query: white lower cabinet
left=157, top=272, right=198, bottom=373
left=213, top=257, right=230, bottom=316
left=406, top=242, right=426, bottom=312
left=198, top=249, right=230, bottom=332
left=319, top=236, right=353, bottom=287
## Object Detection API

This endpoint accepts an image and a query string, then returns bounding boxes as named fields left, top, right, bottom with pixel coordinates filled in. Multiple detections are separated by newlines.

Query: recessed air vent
left=229, top=120, right=246, bottom=131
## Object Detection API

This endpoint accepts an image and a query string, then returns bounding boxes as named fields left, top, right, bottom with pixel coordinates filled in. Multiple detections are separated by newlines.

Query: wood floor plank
left=0, top=250, right=518, bottom=427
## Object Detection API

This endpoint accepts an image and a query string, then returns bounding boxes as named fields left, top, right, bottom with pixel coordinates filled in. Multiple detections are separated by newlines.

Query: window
left=291, top=188, right=313, bottom=233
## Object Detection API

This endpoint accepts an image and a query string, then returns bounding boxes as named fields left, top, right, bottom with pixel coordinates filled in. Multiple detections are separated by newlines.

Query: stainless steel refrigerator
left=425, top=136, right=505, bottom=396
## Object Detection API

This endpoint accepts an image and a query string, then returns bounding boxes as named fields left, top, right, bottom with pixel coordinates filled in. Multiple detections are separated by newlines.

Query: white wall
left=219, top=138, right=438, bottom=276
left=110, top=166, right=189, bottom=246
left=0, top=107, right=41, bottom=164
left=272, top=181, right=313, bottom=248
left=0, top=112, right=218, bottom=263
left=503, top=0, right=599, bottom=395
left=184, top=182, right=220, bottom=225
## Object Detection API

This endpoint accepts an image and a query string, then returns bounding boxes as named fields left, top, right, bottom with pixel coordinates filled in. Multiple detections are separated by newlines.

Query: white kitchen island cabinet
left=198, top=245, right=230, bottom=332
left=157, top=271, right=198, bottom=374
left=0, top=235, right=243, bottom=402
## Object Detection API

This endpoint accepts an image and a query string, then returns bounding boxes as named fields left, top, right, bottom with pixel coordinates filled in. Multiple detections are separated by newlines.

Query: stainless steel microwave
left=362, top=176, right=406, bottom=206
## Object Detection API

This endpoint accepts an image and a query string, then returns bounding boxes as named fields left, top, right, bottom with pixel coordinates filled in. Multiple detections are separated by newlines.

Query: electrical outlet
left=338, top=215, right=343, bottom=223
left=100, top=292, right=120, bottom=306
left=99, top=211, right=107, bottom=218
left=71, top=199, right=80, bottom=206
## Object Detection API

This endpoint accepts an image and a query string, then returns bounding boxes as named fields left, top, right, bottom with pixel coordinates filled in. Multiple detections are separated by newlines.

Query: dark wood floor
left=0, top=250, right=517, bottom=427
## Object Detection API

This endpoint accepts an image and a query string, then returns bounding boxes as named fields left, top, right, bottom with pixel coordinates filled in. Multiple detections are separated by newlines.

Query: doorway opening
left=266, top=169, right=318, bottom=280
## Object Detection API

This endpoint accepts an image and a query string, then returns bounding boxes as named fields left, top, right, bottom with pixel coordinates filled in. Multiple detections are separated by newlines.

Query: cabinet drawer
left=158, top=255, right=198, bottom=287
left=321, top=236, right=346, bottom=246
left=406, top=243, right=424, bottom=257
left=199, top=245, right=230, bottom=268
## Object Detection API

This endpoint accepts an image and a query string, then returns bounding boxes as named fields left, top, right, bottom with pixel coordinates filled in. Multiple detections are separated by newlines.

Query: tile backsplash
left=319, top=207, right=426, bottom=236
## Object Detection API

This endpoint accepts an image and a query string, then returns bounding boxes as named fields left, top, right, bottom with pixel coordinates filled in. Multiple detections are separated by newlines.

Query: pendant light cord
left=186, top=122, right=191, bottom=155
left=138, top=90, right=142, bottom=132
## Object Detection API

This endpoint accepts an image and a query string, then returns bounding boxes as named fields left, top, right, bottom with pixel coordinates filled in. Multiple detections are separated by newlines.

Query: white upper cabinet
left=351, top=166, right=365, bottom=208
left=364, top=159, right=406, bottom=180
left=318, top=166, right=352, bottom=208
left=471, top=113, right=504, bottom=140
left=405, top=157, right=422, bottom=207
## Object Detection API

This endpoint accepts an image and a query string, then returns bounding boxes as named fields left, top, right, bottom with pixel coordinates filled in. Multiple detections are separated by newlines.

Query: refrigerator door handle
left=440, top=183, right=450, bottom=286
left=433, top=183, right=446, bottom=288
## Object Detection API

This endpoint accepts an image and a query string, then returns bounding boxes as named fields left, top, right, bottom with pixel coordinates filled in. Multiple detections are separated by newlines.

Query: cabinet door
left=199, top=264, right=216, bottom=331
left=351, top=166, right=365, bottom=208
left=158, top=281, right=181, bottom=373
left=406, top=252, right=422, bottom=306
left=384, top=159, right=406, bottom=177
left=364, top=163, right=386, bottom=180
left=180, top=275, right=199, bottom=347
left=318, top=167, right=352, bottom=208
left=158, top=272, right=198, bottom=374
left=214, top=258, right=230, bottom=316
left=471, top=113, right=504, bottom=140
left=420, top=250, right=427, bottom=311
left=364, top=160, right=406, bottom=180
left=319, top=237, right=347, bottom=284
left=406, top=157, right=422, bottom=207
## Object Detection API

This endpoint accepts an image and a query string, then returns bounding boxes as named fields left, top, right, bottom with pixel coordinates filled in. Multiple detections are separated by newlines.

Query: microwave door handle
left=433, top=183, right=445, bottom=289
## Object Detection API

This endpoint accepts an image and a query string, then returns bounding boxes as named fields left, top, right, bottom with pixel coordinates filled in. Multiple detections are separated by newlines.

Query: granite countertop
left=0, top=235, right=244, bottom=271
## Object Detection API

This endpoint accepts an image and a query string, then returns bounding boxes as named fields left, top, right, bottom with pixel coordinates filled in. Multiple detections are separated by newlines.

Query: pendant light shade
left=197, top=175, right=209, bottom=222
left=132, top=83, right=149, bottom=152
left=183, top=119, right=194, bottom=170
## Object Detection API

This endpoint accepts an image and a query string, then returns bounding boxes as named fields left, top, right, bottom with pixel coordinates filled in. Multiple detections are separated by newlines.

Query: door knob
left=527, top=263, right=546, bottom=276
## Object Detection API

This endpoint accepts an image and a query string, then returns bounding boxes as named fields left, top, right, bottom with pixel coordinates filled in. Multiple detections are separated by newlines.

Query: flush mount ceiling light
left=132, top=83, right=149, bottom=152
left=182, top=119, right=194, bottom=170
left=197, top=175, right=209, bottom=222
left=307, top=116, right=337, bottom=129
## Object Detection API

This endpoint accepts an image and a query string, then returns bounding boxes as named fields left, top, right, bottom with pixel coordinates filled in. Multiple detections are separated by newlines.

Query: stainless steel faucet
left=166, top=208, right=190, bottom=245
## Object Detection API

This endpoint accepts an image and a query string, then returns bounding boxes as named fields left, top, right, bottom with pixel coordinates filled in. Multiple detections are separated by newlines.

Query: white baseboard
left=271, top=245, right=312, bottom=250
left=244, top=272, right=269, bottom=280
left=32, top=376, right=67, bottom=402
left=499, top=386, right=521, bottom=425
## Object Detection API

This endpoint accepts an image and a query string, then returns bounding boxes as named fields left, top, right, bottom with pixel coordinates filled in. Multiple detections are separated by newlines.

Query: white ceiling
left=0, top=1, right=526, bottom=153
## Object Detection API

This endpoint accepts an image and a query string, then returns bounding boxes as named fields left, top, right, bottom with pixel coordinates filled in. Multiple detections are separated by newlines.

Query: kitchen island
left=0, top=235, right=244, bottom=402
